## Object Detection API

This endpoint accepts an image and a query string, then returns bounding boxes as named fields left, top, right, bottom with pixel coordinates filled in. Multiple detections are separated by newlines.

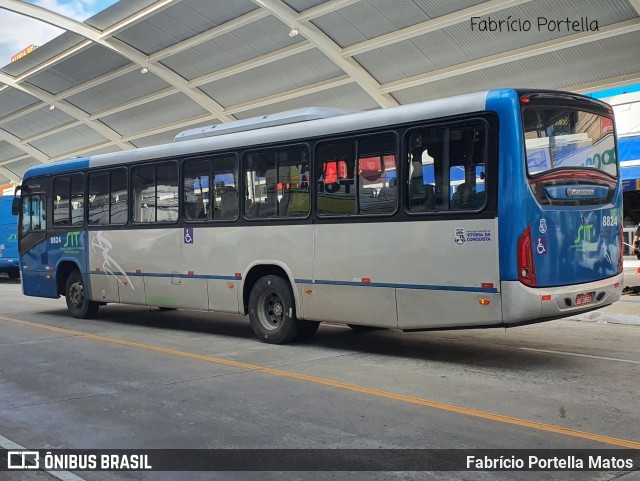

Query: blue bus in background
left=0, top=194, right=20, bottom=279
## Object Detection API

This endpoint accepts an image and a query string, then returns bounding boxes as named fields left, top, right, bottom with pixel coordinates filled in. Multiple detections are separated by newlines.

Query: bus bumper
left=501, top=274, right=623, bottom=324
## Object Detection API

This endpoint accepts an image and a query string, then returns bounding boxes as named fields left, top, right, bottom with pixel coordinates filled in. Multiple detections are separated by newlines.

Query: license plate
left=575, top=292, right=594, bottom=306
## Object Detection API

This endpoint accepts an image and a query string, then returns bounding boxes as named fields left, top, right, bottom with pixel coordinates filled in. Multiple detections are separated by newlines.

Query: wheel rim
left=257, top=290, right=285, bottom=331
left=69, top=281, right=85, bottom=308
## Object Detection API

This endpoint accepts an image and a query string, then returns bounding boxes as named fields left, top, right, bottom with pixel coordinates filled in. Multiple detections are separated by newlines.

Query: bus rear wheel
left=248, top=275, right=318, bottom=344
left=65, top=270, right=99, bottom=319
left=7, top=268, right=19, bottom=280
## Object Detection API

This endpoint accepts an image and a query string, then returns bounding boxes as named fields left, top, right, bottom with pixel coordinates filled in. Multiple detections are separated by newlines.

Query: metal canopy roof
left=1, top=0, right=639, bottom=184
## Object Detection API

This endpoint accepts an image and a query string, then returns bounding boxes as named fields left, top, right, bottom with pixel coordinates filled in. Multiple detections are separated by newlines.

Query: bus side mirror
left=11, top=197, right=20, bottom=216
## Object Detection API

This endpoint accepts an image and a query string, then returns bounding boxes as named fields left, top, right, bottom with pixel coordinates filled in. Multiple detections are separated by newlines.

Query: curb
left=571, top=310, right=640, bottom=326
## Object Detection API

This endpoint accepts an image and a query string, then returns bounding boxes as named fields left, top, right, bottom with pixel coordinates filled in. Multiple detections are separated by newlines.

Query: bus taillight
left=517, top=226, right=537, bottom=287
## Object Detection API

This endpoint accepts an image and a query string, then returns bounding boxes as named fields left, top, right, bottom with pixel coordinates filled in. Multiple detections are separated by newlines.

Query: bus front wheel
left=65, top=270, right=99, bottom=319
left=248, top=275, right=318, bottom=344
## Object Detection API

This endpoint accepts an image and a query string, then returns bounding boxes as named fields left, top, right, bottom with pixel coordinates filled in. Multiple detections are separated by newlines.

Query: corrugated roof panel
left=198, top=49, right=344, bottom=108
left=0, top=88, right=39, bottom=118
left=282, top=0, right=326, bottom=12
left=113, top=0, right=258, bottom=55
left=356, top=0, right=637, bottom=84
left=2, top=106, right=74, bottom=139
left=1, top=32, right=83, bottom=75
left=160, top=16, right=301, bottom=81
left=392, top=30, right=640, bottom=104
left=0, top=141, right=24, bottom=159
left=311, top=0, right=485, bottom=48
left=3, top=157, right=41, bottom=178
left=100, top=93, right=208, bottom=136
left=132, top=121, right=219, bottom=148
left=83, top=144, right=122, bottom=157
left=85, top=0, right=160, bottom=30
left=26, top=45, right=129, bottom=95
left=234, top=83, right=379, bottom=120
left=66, top=69, right=171, bottom=115
left=30, top=124, right=106, bottom=158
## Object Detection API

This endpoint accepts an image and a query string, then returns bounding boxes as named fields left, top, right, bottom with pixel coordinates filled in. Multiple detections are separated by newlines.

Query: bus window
left=89, top=169, right=127, bottom=225
left=132, top=165, right=155, bottom=223
left=71, top=174, right=84, bottom=226
left=53, top=174, right=84, bottom=226
left=184, top=159, right=210, bottom=221
left=277, top=147, right=309, bottom=217
left=244, top=148, right=308, bottom=219
left=212, top=155, right=238, bottom=221
left=110, top=168, right=128, bottom=224
left=449, top=125, right=487, bottom=210
left=408, top=123, right=487, bottom=212
left=408, top=128, right=446, bottom=212
left=157, top=164, right=179, bottom=222
left=358, top=135, right=397, bottom=214
left=21, top=194, right=46, bottom=236
left=88, top=172, right=109, bottom=225
left=53, top=177, right=70, bottom=226
left=131, top=162, right=178, bottom=223
left=316, top=140, right=356, bottom=216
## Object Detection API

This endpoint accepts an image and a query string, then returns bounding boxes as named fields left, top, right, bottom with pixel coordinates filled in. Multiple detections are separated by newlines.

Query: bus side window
left=277, top=147, right=309, bottom=217
left=358, top=135, right=397, bottom=215
left=132, top=165, right=156, bottom=223
left=184, top=159, right=210, bottom=221
left=88, top=172, right=110, bottom=225
left=408, top=129, right=446, bottom=212
left=244, top=151, right=277, bottom=219
left=213, top=155, right=238, bottom=221
left=316, top=140, right=356, bottom=216
left=53, top=177, right=70, bottom=226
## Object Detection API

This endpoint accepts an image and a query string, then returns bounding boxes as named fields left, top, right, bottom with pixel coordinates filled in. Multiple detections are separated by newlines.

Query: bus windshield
left=523, top=108, right=616, bottom=178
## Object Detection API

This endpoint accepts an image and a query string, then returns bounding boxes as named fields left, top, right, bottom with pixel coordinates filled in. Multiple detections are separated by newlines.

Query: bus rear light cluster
left=517, top=226, right=537, bottom=287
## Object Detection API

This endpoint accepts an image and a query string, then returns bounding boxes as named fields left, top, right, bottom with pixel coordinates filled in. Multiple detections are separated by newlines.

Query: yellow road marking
left=2, top=314, right=640, bottom=450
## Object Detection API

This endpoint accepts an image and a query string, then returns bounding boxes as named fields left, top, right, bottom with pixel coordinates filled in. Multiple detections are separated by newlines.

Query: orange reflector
left=541, top=294, right=552, bottom=301
left=45, top=275, right=51, bottom=280
left=136, top=269, right=141, bottom=273
left=304, top=289, right=313, bottom=294
left=95, top=268, right=101, bottom=272
left=188, top=271, right=194, bottom=276
left=481, top=283, right=494, bottom=289
left=614, top=283, right=620, bottom=288
left=479, top=298, right=490, bottom=305
left=235, top=272, right=242, bottom=278
left=520, top=97, right=530, bottom=103
left=637, top=268, right=640, bottom=275
left=227, top=283, right=234, bottom=289
left=362, top=278, right=371, bottom=283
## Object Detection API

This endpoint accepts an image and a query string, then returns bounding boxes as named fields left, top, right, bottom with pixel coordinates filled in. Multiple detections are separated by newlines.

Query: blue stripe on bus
left=88, top=272, right=496, bottom=293
left=23, top=157, right=91, bottom=181
left=295, top=279, right=498, bottom=293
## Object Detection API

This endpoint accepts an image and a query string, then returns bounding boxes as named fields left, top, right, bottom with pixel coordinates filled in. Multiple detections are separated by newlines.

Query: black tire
left=7, top=268, right=19, bottom=280
left=248, top=275, right=318, bottom=344
left=65, top=270, right=99, bottom=319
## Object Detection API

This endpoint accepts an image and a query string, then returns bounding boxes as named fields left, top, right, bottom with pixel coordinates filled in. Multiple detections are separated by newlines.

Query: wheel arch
left=241, top=261, right=301, bottom=316
left=55, top=259, right=84, bottom=297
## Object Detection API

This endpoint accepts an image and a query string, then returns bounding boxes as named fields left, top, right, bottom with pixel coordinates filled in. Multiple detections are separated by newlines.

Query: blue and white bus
left=15, top=89, right=622, bottom=343
left=0, top=194, right=20, bottom=279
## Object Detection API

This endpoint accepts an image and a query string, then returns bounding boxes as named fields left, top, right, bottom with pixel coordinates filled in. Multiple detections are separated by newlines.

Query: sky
left=0, top=0, right=118, bottom=67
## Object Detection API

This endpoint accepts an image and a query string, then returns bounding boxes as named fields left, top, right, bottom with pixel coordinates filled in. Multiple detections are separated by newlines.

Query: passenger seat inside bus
left=220, top=187, right=238, bottom=219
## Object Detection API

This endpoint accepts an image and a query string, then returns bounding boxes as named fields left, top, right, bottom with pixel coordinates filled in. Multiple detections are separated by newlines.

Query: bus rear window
left=523, top=108, right=616, bottom=178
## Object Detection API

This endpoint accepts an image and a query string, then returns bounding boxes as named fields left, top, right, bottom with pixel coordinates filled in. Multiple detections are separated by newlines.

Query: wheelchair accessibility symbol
left=536, top=237, right=547, bottom=255
left=184, top=227, right=193, bottom=244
